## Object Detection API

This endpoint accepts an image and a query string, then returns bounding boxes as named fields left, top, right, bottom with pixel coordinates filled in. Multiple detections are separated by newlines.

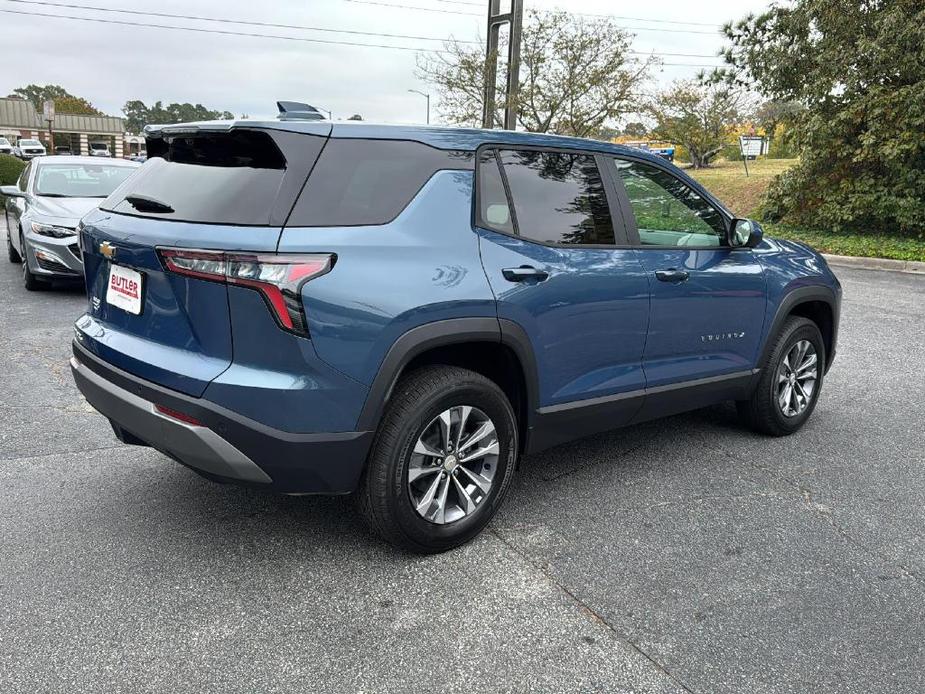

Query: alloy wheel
left=776, top=339, right=818, bottom=417
left=407, top=405, right=499, bottom=525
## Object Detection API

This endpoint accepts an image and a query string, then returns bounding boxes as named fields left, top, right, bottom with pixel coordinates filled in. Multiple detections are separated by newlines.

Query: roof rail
left=276, top=101, right=326, bottom=121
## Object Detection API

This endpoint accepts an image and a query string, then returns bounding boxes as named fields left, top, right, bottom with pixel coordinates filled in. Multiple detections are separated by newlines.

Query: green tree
left=417, top=9, right=656, bottom=137
left=122, top=100, right=235, bottom=133
left=8, top=84, right=102, bottom=115
left=648, top=80, right=745, bottom=168
left=622, top=121, right=648, bottom=138
left=715, top=0, right=925, bottom=235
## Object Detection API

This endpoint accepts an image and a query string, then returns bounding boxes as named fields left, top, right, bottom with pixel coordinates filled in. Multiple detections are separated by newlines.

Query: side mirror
left=729, top=218, right=763, bottom=248
left=0, top=185, right=25, bottom=198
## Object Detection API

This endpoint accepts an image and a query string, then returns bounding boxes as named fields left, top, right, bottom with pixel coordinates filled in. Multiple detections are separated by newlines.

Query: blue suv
left=70, top=107, right=841, bottom=552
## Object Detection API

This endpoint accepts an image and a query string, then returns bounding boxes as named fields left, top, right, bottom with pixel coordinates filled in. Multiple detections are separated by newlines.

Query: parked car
left=13, top=138, right=46, bottom=160
left=127, top=151, right=147, bottom=163
left=2, top=155, right=140, bottom=288
left=69, top=108, right=841, bottom=553
left=88, top=142, right=112, bottom=157
left=625, top=140, right=676, bottom=162
left=55, top=146, right=73, bottom=155
left=0, top=137, right=12, bottom=155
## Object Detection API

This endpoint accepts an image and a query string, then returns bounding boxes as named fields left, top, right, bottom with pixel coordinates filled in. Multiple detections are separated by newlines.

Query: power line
left=432, top=0, right=722, bottom=25
left=4, top=0, right=475, bottom=43
left=0, top=1, right=725, bottom=60
left=343, top=0, right=722, bottom=33
left=0, top=8, right=442, bottom=51
left=0, top=6, right=725, bottom=66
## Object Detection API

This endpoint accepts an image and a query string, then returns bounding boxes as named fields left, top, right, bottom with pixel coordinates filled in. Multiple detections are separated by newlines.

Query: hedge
left=0, top=154, right=25, bottom=186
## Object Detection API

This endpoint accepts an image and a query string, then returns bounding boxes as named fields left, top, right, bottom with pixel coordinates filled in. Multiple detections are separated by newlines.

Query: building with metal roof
left=0, top=97, right=127, bottom=156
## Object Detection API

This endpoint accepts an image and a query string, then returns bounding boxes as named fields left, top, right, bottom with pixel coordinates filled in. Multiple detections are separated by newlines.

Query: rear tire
left=357, top=365, right=518, bottom=553
left=737, top=316, right=825, bottom=436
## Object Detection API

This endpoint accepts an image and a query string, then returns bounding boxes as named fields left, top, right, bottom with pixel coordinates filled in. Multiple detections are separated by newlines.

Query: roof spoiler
left=277, top=101, right=326, bottom=121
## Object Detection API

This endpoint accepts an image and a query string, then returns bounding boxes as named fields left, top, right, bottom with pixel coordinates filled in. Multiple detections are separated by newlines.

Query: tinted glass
left=35, top=162, right=137, bottom=198
left=102, top=130, right=290, bottom=225
left=477, top=149, right=513, bottom=235
left=612, top=159, right=726, bottom=247
left=289, top=139, right=472, bottom=227
left=498, top=150, right=615, bottom=245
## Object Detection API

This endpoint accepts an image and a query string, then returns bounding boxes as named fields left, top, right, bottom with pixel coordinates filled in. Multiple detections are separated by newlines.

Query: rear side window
left=497, top=149, right=615, bottom=246
left=102, top=130, right=319, bottom=226
left=288, top=139, right=473, bottom=227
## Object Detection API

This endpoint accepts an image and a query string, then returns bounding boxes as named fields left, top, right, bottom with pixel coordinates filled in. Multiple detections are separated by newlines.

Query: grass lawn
left=686, top=158, right=925, bottom=262
left=686, top=158, right=797, bottom=218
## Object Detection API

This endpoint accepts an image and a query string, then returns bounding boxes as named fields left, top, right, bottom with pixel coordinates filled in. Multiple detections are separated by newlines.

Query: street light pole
left=408, top=89, right=431, bottom=124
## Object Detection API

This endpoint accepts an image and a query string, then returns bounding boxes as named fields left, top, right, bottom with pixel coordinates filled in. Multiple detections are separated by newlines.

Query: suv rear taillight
left=157, top=248, right=334, bottom=335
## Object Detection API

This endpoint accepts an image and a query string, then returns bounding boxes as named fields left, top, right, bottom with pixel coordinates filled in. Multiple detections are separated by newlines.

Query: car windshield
left=0, top=138, right=9, bottom=146
left=35, top=162, right=138, bottom=198
left=20, top=140, right=40, bottom=146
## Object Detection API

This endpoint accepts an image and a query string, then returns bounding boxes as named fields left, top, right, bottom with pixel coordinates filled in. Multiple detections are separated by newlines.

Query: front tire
left=6, top=215, right=20, bottom=263
left=358, top=365, right=518, bottom=553
left=20, top=231, right=44, bottom=291
left=738, top=316, right=825, bottom=436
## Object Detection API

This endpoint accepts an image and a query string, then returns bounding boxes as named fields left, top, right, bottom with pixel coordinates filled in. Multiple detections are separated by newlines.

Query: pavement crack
left=491, top=527, right=698, bottom=694
left=704, top=437, right=925, bottom=589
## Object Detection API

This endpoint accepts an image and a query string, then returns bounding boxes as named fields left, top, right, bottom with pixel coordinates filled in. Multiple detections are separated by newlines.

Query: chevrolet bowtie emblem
left=99, top=241, right=116, bottom=259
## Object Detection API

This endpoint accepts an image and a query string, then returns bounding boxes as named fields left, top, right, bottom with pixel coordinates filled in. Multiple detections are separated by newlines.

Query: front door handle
left=655, top=269, right=690, bottom=283
left=502, top=266, right=549, bottom=282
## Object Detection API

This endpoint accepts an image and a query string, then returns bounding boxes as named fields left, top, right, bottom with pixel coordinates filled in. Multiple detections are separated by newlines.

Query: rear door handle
left=502, top=266, right=549, bottom=282
left=655, top=269, right=690, bottom=283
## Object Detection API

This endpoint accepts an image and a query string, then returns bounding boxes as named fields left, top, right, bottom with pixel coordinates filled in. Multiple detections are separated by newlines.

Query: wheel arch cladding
left=761, top=286, right=839, bottom=374
left=355, top=318, right=538, bottom=451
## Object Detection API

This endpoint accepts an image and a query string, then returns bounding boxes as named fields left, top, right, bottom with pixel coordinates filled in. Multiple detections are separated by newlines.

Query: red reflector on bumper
left=155, top=404, right=202, bottom=427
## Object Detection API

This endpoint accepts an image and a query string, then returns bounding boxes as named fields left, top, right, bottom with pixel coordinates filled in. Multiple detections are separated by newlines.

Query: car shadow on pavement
left=89, top=403, right=753, bottom=559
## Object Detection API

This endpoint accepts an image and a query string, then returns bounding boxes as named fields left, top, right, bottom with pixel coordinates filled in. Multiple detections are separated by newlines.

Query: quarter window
left=612, top=159, right=726, bottom=247
left=477, top=150, right=514, bottom=235
left=497, top=149, right=615, bottom=246
left=289, top=139, right=473, bottom=227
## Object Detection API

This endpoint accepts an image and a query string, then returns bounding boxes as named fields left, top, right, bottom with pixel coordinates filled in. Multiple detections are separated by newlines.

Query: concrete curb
left=823, top=254, right=925, bottom=275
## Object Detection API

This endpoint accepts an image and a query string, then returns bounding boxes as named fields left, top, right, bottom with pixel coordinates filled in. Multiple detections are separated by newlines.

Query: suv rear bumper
left=71, top=341, right=373, bottom=494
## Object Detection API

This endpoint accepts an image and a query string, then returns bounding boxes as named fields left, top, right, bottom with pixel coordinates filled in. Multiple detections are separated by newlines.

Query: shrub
left=0, top=154, right=25, bottom=186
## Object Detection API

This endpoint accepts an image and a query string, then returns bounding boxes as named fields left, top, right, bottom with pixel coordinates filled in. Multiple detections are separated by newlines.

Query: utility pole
left=408, top=89, right=431, bottom=124
left=482, top=0, right=523, bottom=130
left=43, top=100, right=55, bottom=153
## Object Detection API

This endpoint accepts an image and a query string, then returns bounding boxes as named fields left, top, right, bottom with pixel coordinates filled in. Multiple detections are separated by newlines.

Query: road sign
left=739, top=135, right=764, bottom=158
left=43, top=100, right=55, bottom=123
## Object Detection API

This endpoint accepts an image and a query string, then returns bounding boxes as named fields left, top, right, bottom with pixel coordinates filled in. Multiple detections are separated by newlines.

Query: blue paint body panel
left=632, top=248, right=767, bottom=387
left=477, top=228, right=650, bottom=409
left=70, top=120, right=842, bottom=494
left=278, top=171, right=497, bottom=387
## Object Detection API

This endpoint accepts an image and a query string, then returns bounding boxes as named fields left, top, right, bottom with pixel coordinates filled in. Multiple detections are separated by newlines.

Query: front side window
left=497, top=149, right=615, bottom=245
left=18, top=163, right=31, bottom=191
left=612, top=159, right=726, bottom=247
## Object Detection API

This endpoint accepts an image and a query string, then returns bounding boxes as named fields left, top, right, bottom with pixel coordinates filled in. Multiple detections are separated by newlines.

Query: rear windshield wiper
left=125, top=194, right=174, bottom=214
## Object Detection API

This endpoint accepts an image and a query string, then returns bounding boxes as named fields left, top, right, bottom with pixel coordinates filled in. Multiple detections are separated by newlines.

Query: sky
left=0, top=0, right=771, bottom=125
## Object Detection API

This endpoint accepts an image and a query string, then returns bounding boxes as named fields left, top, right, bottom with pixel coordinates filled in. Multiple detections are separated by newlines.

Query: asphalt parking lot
left=2, top=216, right=924, bottom=694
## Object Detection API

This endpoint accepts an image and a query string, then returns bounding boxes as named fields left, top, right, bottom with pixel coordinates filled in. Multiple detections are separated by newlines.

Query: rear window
left=497, top=149, right=616, bottom=246
left=101, top=130, right=312, bottom=226
left=288, top=139, right=473, bottom=227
